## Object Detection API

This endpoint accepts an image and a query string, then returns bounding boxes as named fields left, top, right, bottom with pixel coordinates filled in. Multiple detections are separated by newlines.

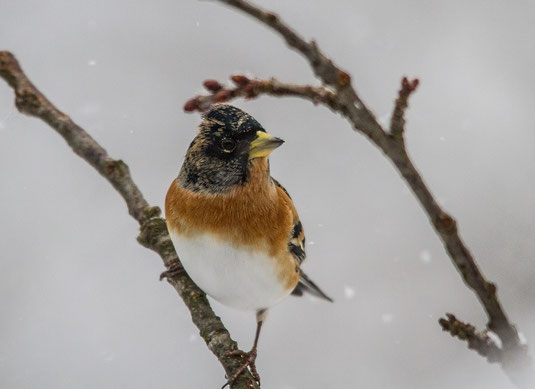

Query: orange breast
left=165, top=158, right=299, bottom=290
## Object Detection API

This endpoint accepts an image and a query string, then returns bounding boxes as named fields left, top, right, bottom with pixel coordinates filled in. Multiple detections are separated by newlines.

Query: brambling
left=165, top=104, right=332, bottom=385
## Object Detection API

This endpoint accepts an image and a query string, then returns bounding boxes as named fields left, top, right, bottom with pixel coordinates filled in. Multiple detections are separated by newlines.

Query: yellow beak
left=249, top=131, right=284, bottom=159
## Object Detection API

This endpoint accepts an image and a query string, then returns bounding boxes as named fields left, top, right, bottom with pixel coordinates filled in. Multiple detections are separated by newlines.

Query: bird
left=164, top=104, right=332, bottom=385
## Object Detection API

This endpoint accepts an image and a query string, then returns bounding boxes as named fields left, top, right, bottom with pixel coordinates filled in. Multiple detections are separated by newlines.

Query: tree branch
left=202, top=0, right=535, bottom=386
left=439, top=313, right=503, bottom=363
left=390, top=77, right=419, bottom=139
left=0, top=50, right=259, bottom=389
left=184, top=75, right=341, bottom=113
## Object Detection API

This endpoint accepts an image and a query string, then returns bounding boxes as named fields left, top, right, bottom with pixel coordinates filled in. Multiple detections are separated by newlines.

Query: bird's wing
left=272, top=178, right=333, bottom=302
left=292, top=270, right=333, bottom=302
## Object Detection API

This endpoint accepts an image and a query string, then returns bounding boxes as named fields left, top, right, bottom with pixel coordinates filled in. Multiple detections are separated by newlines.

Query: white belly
left=168, top=230, right=291, bottom=311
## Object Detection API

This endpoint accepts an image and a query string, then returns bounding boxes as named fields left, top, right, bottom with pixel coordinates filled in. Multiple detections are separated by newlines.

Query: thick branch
left=0, top=51, right=259, bottom=389
left=210, top=1, right=535, bottom=386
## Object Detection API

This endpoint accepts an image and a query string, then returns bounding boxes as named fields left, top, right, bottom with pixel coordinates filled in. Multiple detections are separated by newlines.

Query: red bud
left=203, top=79, right=223, bottom=92
left=184, top=98, right=199, bottom=112
left=214, top=90, right=232, bottom=102
left=231, top=74, right=250, bottom=87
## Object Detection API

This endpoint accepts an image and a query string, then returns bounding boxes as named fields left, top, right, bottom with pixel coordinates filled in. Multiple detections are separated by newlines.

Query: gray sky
left=1, top=1, right=535, bottom=388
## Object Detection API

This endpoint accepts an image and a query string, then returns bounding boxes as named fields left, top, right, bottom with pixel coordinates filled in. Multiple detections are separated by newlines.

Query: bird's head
left=178, top=104, right=284, bottom=193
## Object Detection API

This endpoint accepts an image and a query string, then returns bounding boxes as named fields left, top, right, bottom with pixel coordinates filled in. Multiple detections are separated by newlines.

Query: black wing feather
left=272, top=178, right=333, bottom=302
left=292, top=271, right=333, bottom=302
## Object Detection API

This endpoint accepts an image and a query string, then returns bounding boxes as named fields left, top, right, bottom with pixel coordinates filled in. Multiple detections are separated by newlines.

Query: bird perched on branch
left=164, top=104, right=332, bottom=385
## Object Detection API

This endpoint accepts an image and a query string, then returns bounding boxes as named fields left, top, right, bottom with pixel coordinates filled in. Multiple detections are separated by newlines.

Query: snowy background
left=1, top=1, right=535, bottom=388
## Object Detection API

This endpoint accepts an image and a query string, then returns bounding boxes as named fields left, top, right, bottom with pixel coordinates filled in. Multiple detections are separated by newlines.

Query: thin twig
left=207, top=0, right=534, bottom=386
left=390, top=77, right=419, bottom=139
left=439, top=313, right=503, bottom=363
left=0, top=50, right=259, bottom=389
left=184, top=75, right=341, bottom=113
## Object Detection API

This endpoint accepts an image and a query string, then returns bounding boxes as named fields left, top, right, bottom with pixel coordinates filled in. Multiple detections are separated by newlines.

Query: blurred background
left=1, top=0, right=535, bottom=388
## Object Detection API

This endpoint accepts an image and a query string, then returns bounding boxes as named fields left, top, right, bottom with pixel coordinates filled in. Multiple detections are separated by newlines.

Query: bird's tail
left=291, top=271, right=333, bottom=302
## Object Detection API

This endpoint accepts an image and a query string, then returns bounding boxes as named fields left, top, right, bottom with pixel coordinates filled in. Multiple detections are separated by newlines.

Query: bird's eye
left=220, top=138, right=236, bottom=153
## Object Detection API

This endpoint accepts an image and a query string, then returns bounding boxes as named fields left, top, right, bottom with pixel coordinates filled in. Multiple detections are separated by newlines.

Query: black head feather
left=178, top=105, right=269, bottom=193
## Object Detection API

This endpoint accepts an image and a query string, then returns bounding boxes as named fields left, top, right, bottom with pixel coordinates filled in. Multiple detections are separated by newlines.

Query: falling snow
left=77, top=102, right=101, bottom=116
left=419, top=249, right=432, bottom=264
left=344, top=285, right=356, bottom=299
left=100, top=350, right=115, bottom=363
left=381, top=313, right=394, bottom=323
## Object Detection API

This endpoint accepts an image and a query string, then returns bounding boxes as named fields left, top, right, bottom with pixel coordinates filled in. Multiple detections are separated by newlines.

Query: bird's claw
left=221, top=348, right=260, bottom=388
left=159, top=260, right=184, bottom=281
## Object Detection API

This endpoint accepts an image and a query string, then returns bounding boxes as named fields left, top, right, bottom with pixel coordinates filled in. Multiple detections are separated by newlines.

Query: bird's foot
left=222, top=348, right=260, bottom=388
left=159, top=259, right=185, bottom=281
